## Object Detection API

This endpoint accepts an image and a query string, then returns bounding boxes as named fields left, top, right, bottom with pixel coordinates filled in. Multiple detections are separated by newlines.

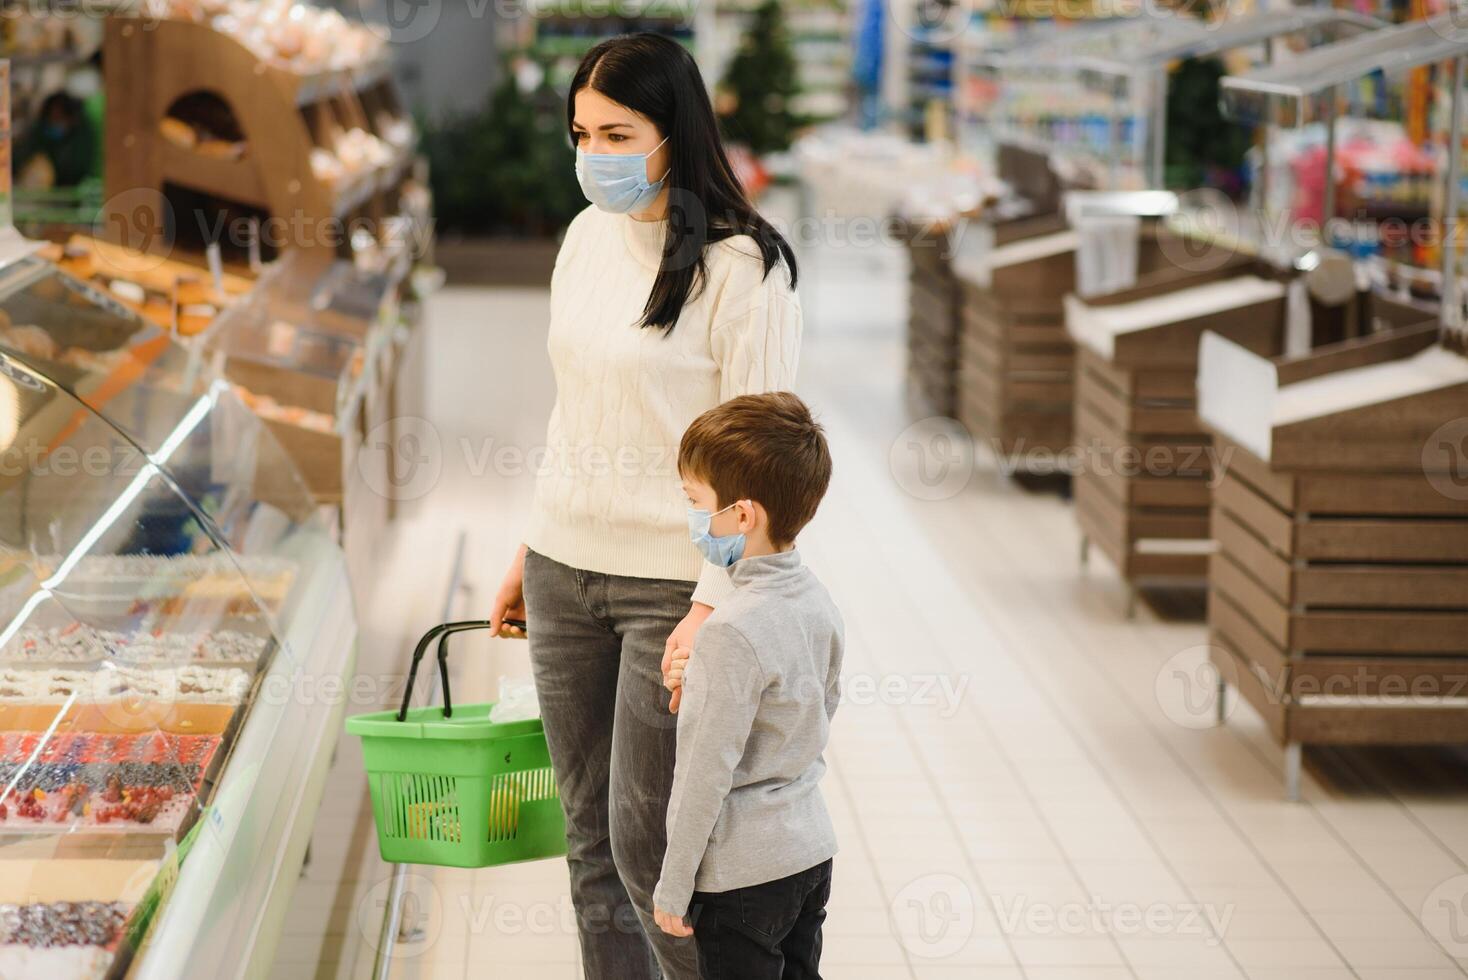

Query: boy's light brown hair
left=678, top=392, right=832, bottom=547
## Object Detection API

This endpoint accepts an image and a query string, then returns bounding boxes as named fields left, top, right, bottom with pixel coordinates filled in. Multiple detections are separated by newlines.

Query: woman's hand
left=663, top=603, right=713, bottom=713
left=488, top=544, right=529, bottom=639
left=654, top=906, right=693, bottom=938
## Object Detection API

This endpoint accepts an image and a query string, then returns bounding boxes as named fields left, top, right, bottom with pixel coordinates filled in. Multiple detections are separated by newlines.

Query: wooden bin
left=955, top=215, right=1073, bottom=459
left=1068, top=261, right=1289, bottom=603
left=1198, top=325, right=1468, bottom=798
left=899, top=216, right=963, bottom=418
left=102, top=18, right=418, bottom=267
left=955, top=219, right=1170, bottom=465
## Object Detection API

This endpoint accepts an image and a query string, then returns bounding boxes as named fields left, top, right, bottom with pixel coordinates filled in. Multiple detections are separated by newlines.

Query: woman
left=487, top=33, right=802, bottom=980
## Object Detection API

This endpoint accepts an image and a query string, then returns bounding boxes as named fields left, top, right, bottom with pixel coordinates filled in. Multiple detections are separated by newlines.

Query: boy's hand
left=654, top=906, right=693, bottom=938
left=663, top=603, right=712, bottom=713
left=662, top=646, right=692, bottom=713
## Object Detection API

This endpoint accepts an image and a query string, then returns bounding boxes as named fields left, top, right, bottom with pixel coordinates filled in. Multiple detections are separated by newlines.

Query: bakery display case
left=0, top=249, right=357, bottom=976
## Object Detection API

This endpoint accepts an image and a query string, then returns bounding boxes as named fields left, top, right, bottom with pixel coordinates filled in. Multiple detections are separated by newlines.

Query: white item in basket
left=489, top=677, right=540, bottom=724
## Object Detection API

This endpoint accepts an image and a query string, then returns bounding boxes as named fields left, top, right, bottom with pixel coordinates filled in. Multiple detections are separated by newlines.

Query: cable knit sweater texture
left=525, top=205, right=802, bottom=606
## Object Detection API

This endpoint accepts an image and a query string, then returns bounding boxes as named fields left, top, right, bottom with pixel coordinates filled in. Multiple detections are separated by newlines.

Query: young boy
left=652, top=391, right=844, bottom=979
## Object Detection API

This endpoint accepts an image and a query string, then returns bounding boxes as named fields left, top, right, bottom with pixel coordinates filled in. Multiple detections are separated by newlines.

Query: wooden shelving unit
left=900, top=215, right=962, bottom=419
left=101, top=17, right=418, bottom=268
left=1067, top=259, right=1290, bottom=608
left=1198, top=324, right=1467, bottom=798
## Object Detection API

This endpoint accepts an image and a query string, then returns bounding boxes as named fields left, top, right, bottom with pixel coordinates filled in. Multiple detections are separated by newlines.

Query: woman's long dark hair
left=568, top=33, right=797, bottom=332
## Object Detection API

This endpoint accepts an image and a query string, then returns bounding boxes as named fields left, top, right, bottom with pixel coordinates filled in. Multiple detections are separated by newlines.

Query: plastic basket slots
left=346, top=622, right=567, bottom=868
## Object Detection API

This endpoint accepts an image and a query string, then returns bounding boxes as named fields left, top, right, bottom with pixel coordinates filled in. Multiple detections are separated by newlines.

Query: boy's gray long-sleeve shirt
left=653, top=548, right=844, bottom=918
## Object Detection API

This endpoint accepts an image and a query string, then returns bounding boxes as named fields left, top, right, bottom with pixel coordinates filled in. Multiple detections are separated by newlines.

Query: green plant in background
left=1164, top=56, right=1253, bottom=196
left=422, top=56, right=585, bottom=237
left=717, top=0, right=803, bottom=156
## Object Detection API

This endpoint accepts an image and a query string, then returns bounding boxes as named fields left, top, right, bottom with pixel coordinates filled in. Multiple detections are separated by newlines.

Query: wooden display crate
left=955, top=221, right=1174, bottom=465
left=1068, top=262, right=1290, bottom=601
left=900, top=217, right=963, bottom=418
left=102, top=18, right=418, bottom=268
left=1197, top=325, right=1468, bottom=797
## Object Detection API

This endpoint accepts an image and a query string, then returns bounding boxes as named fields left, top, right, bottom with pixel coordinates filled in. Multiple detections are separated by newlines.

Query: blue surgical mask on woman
left=575, top=136, right=669, bottom=213
left=687, top=500, right=746, bottom=567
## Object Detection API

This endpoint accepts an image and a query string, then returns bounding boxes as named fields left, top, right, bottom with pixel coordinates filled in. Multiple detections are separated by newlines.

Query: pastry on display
left=309, top=146, right=343, bottom=186
left=231, top=385, right=334, bottom=433
left=0, top=665, right=251, bottom=704
left=0, top=625, right=268, bottom=666
left=29, top=553, right=296, bottom=604
left=158, top=113, right=249, bottom=163
left=0, top=320, right=130, bottom=376
left=159, top=116, right=197, bottom=149
left=0, top=665, right=252, bottom=734
left=36, top=239, right=235, bottom=337
left=0, top=322, right=60, bottom=359
left=334, top=127, right=393, bottom=174
left=170, top=0, right=385, bottom=73
left=0, top=859, right=159, bottom=980
left=0, top=763, right=204, bottom=833
left=375, top=112, right=413, bottom=150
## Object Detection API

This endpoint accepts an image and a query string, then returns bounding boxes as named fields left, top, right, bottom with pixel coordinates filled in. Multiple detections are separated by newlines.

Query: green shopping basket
left=345, top=621, right=567, bottom=868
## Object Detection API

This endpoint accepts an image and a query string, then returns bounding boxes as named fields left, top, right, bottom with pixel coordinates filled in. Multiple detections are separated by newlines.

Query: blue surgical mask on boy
left=575, top=136, right=669, bottom=213
left=687, top=501, right=746, bottom=567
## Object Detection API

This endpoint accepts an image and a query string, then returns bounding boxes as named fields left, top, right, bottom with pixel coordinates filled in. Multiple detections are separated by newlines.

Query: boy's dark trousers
left=689, top=859, right=833, bottom=979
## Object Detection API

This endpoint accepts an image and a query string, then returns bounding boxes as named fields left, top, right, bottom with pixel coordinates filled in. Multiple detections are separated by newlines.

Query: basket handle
left=397, top=621, right=497, bottom=722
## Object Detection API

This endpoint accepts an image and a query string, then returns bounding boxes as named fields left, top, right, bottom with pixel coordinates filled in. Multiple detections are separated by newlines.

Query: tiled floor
left=270, top=225, right=1468, bottom=980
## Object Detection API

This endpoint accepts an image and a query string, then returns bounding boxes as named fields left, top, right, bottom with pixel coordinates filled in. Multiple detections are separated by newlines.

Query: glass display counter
left=0, top=251, right=357, bottom=978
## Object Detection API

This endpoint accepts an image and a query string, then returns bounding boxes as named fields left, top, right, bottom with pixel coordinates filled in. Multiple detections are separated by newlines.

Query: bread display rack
left=1197, top=16, right=1468, bottom=799
left=101, top=15, right=419, bottom=267
left=90, top=8, right=430, bottom=526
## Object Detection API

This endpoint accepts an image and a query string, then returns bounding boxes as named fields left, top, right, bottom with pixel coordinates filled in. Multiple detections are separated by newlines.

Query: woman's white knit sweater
left=525, top=205, right=802, bottom=606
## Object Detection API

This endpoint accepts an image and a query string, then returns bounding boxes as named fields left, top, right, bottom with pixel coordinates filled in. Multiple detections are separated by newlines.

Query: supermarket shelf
left=1223, top=14, right=1468, bottom=124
